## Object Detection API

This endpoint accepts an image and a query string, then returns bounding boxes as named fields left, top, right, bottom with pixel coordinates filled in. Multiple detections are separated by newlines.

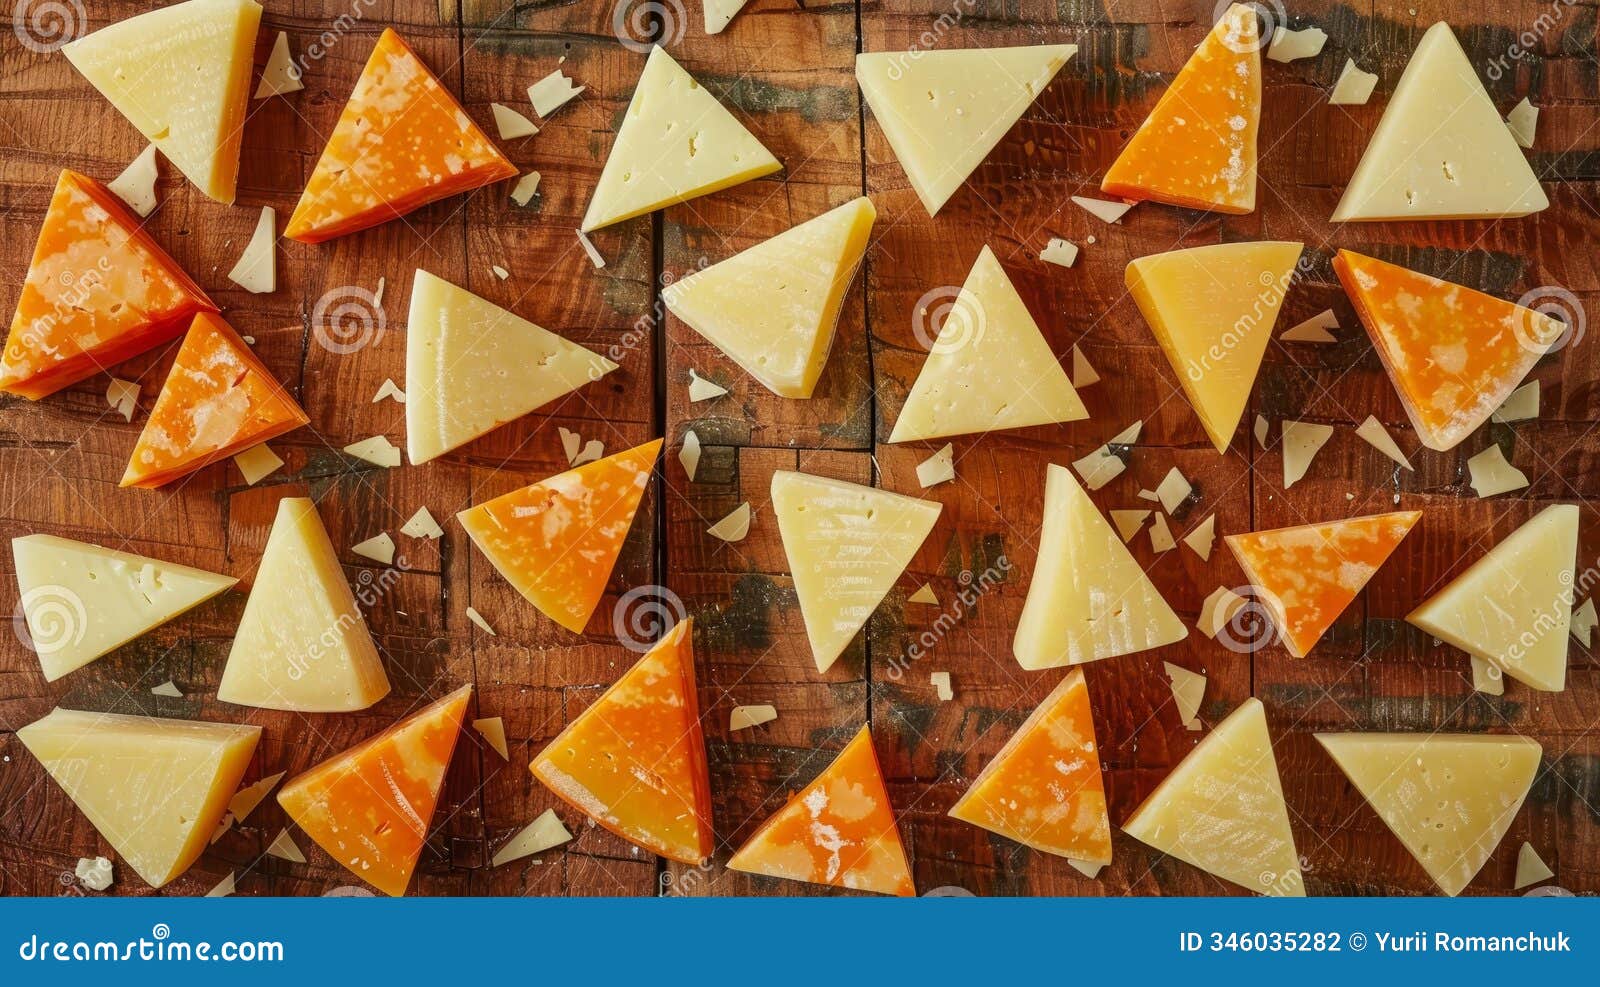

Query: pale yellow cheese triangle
left=1407, top=505, right=1576, bottom=692
left=703, top=0, right=752, bottom=33
left=771, top=471, right=941, bottom=672
left=406, top=270, right=617, bottom=464
left=218, top=497, right=391, bottom=712
left=62, top=0, right=262, bottom=203
left=1013, top=464, right=1187, bottom=669
left=857, top=45, right=1076, bottom=216
left=1332, top=23, right=1547, bottom=222
left=1123, top=698, right=1303, bottom=896
left=581, top=45, right=780, bottom=231
left=1126, top=242, right=1304, bottom=452
left=18, top=709, right=260, bottom=889
left=663, top=197, right=875, bottom=398
left=12, top=535, right=237, bottom=683
left=1317, top=732, right=1541, bottom=896
left=891, top=246, right=1087, bottom=442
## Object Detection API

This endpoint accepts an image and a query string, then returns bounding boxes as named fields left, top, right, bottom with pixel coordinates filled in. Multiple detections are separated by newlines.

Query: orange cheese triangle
left=0, top=170, right=214, bottom=400
left=1101, top=3, right=1259, bottom=214
left=728, top=725, right=914, bottom=896
left=948, top=668, right=1112, bottom=865
left=457, top=439, right=662, bottom=634
left=278, top=684, right=472, bottom=896
left=1226, top=511, right=1421, bottom=657
left=530, top=619, right=713, bottom=864
left=121, top=312, right=309, bottom=488
left=285, top=29, right=516, bottom=243
left=1334, top=250, right=1563, bottom=451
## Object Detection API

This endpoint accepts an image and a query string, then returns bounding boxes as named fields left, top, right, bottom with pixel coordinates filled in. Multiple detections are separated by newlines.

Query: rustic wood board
left=1, top=0, right=1597, bottom=897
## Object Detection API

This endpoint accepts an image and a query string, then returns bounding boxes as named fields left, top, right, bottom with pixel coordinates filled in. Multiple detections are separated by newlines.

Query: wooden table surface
left=1, top=0, right=1597, bottom=897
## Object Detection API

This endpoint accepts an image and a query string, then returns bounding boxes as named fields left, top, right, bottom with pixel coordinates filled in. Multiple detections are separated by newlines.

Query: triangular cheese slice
left=728, top=725, right=914, bottom=895
left=890, top=246, right=1087, bottom=442
left=406, top=270, right=618, bottom=464
left=1126, top=241, right=1304, bottom=452
left=1316, top=732, right=1541, bottom=895
left=218, top=497, right=391, bottom=711
left=278, top=685, right=472, bottom=896
left=1101, top=3, right=1259, bottom=213
left=662, top=197, right=875, bottom=398
left=458, top=440, right=661, bottom=633
left=857, top=45, right=1076, bottom=216
left=770, top=471, right=942, bottom=672
left=0, top=170, right=214, bottom=400
left=12, top=535, right=236, bottom=683
left=62, top=0, right=261, bottom=203
left=1123, top=698, right=1303, bottom=896
left=1407, top=504, right=1577, bottom=691
left=1013, top=464, right=1187, bottom=670
left=18, top=708, right=259, bottom=889
left=1334, top=249, right=1562, bottom=451
left=286, top=29, right=516, bottom=243
left=1332, top=22, right=1547, bottom=222
left=581, top=45, right=780, bottom=232
left=530, top=620, right=713, bottom=864
left=122, top=313, right=308, bottom=488
left=948, top=668, right=1113, bottom=864
left=704, top=0, right=752, bottom=33
left=1225, top=511, right=1421, bottom=658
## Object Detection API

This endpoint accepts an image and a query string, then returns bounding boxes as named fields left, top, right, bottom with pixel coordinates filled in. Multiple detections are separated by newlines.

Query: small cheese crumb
left=1039, top=237, right=1079, bottom=268
left=1198, top=586, right=1248, bottom=640
left=576, top=229, right=606, bottom=268
left=1072, top=445, right=1124, bottom=490
left=730, top=704, right=779, bottom=731
left=1355, top=415, right=1414, bottom=470
left=1470, top=655, right=1504, bottom=696
left=1266, top=26, right=1328, bottom=63
left=205, top=872, right=236, bottom=897
left=930, top=671, right=954, bottom=701
left=265, top=828, right=307, bottom=863
left=1070, top=345, right=1099, bottom=388
left=679, top=429, right=702, bottom=481
left=510, top=171, right=542, bottom=207
left=491, top=102, right=539, bottom=140
left=1281, top=308, right=1338, bottom=343
left=1514, top=842, right=1554, bottom=889
left=492, top=810, right=573, bottom=866
left=491, top=264, right=510, bottom=280
left=1149, top=512, right=1176, bottom=553
left=466, top=606, right=497, bottom=637
left=106, top=377, right=139, bottom=421
left=373, top=276, right=386, bottom=307
left=558, top=426, right=581, bottom=464
left=1282, top=421, right=1333, bottom=488
left=572, top=439, right=604, bottom=467
left=108, top=144, right=159, bottom=217
left=343, top=435, right=402, bottom=468
left=1137, top=488, right=1159, bottom=503
left=352, top=533, right=396, bottom=565
left=401, top=506, right=443, bottom=539
left=1070, top=195, right=1134, bottom=224
left=1162, top=660, right=1206, bottom=728
left=151, top=680, right=182, bottom=698
left=707, top=502, right=752, bottom=542
left=472, top=716, right=510, bottom=759
left=1182, top=514, right=1216, bottom=561
left=1254, top=414, right=1270, bottom=450
left=75, top=857, right=114, bottom=891
left=1108, top=421, right=1141, bottom=447
left=229, top=772, right=285, bottom=822
left=373, top=378, right=406, bottom=404
left=908, top=583, right=938, bottom=605
left=1155, top=467, right=1192, bottom=514
left=916, top=443, right=955, bottom=488
left=1330, top=59, right=1379, bottom=105
left=1569, top=598, right=1596, bottom=647
left=1110, top=509, right=1150, bottom=543
left=1067, top=859, right=1104, bottom=879
left=210, top=812, right=234, bottom=844
left=1467, top=444, right=1529, bottom=498
left=233, top=443, right=284, bottom=486
left=529, top=70, right=585, bottom=117
left=688, top=368, right=728, bottom=402
left=1491, top=381, right=1539, bottom=423
left=227, top=206, right=277, bottom=294
left=1506, top=98, right=1539, bottom=149
left=254, top=32, right=304, bottom=98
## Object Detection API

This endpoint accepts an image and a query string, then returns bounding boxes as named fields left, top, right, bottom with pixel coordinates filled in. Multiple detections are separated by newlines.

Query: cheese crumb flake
left=1330, top=59, right=1379, bottom=105
left=1355, top=415, right=1414, bottom=470
left=254, top=32, right=304, bottom=98
left=1470, top=655, right=1504, bottom=696
left=529, top=70, right=585, bottom=117
left=510, top=171, right=542, bottom=207
left=233, top=443, right=284, bottom=485
left=108, top=144, right=159, bottom=217
left=401, top=506, right=444, bottom=539
left=466, top=606, right=497, bottom=637
left=572, top=438, right=604, bottom=467
left=916, top=443, right=955, bottom=488
left=1108, top=421, right=1142, bottom=446
left=265, top=828, right=307, bottom=863
left=688, top=368, right=729, bottom=402
left=1491, top=381, right=1540, bottom=423
left=151, top=680, right=182, bottom=698
left=226, top=206, right=277, bottom=294
left=75, top=856, right=114, bottom=891
left=1266, top=26, right=1328, bottom=63
left=373, top=378, right=406, bottom=404
left=1149, top=512, right=1176, bottom=553
left=1039, top=237, right=1079, bottom=268
left=343, top=434, right=402, bottom=468
left=730, top=704, right=778, bottom=731
left=679, top=429, right=702, bottom=481
left=1067, top=859, right=1104, bottom=879
left=1281, top=308, right=1338, bottom=343
left=1162, top=660, right=1206, bottom=728
left=472, top=716, right=510, bottom=759
left=576, top=229, right=606, bottom=268
left=1070, top=344, right=1100, bottom=388
left=908, top=583, right=938, bottom=605
left=1137, top=488, right=1159, bottom=502
left=1155, top=467, right=1193, bottom=514
left=1514, top=841, right=1555, bottom=889
left=106, top=377, right=139, bottom=421
left=707, top=502, right=753, bottom=543
left=558, top=426, right=581, bottom=463
left=1070, top=194, right=1135, bottom=224
left=930, top=671, right=954, bottom=701
left=228, top=772, right=286, bottom=822
left=1182, top=513, right=1216, bottom=561
left=1570, top=598, right=1596, bottom=647
left=351, top=532, right=396, bottom=565
left=1198, top=586, right=1248, bottom=640
left=491, top=102, right=539, bottom=140
left=492, top=810, right=573, bottom=867
left=1110, top=509, right=1150, bottom=542
left=1254, top=414, right=1270, bottom=449
left=1282, top=421, right=1333, bottom=488
left=1467, top=444, right=1529, bottom=498
left=1506, top=98, right=1539, bottom=149
left=1072, top=446, right=1125, bottom=490
left=205, top=872, right=236, bottom=898
left=491, top=264, right=510, bottom=280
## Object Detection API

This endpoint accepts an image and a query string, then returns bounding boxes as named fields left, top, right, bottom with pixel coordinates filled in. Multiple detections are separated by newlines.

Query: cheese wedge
left=0, top=170, right=214, bottom=400
left=18, top=709, right=260, bottom=889
left=704, top=0, right=752, bottom=33
left=582, top=45, right=780, bottom=232
left=948, top=668, right=1112, bottom=864
left=728, top=725, right=913, bottom=896
left=770, top=471, right=941, bottom=672
left=12, top=535, right=235, bottom=682
left=662, top=196, right=875, bottom=398
left=458, top=440, right=661, bottom=634
left=406, top=270, right=618, bottom=464
left=1126, top=241, right=1304, bottom=452
left=1334, top=249, right=1561, bottom=452
left=1332, top=23, right=1547, bottom=222
left=1101, top=3, right=1259, bottom=213
left=217, top=497, right=391, bottom=712
left=1515, top=842, right=1554, bottom=889
left=1316, top=732, right=1541, bottom=896
left=890, top=246, right=1087, bottom=442
left=1225, top=511, right=1421, bottom=658
left=62, top=0, right=260, bottom=204
left=1407, top=505, right=1577, bottom=692
left=1123, top=698, right=1303, bottom=896
left=278, top=685, right=472, bottom=896
left=122, top=313, right=308, bottom=488
left=530, top=620, right=713, bottom=864
left=286, top=29, right=516, bottom=243
left=1013, top=464, right=1187, bottom=670
left=857, top=45, right=1075, bottom=216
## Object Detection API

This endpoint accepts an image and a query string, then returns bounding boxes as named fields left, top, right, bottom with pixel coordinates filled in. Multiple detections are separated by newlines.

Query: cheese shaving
left=1330, top=59, right=1379, bottom=105
left=688, top=368, right=729, bottom=402
left=466, top=606, right=497, bottom=637
left=343, top=435, right=402, bottom=468
left=1039, top=237, right=1078, bottom=268
left=1491, top=381, right=1539, bottom=423
left=254, top=32, right=304, bottom=98
left=730, top=704, right=779, bottom=731
left=1282, top=421, right=1333, bottom=488
left=510, top=171, right=542, bottom=207
left=679, top=429, right=702, bottom=481
left=1570, top=598, right=1596, bottom=647
left=1198, top=586, right=1248, bottom=640
left=1514, top=841, right=1554, bottom=889
left=106, top=377, right=139, bottom=421
left=1070, top=195, right=1134, bottom=224
left=75, top=857, right=114, bottom=891
left=1254, top=414, right=1270, bottom=449
left=472, top=717, right=510, bottom=759
left=1072, top=445, right=1124, bottom=490
left=492, top=810, right=573, bottom=866
left=1155, top=467, right=1192, bottom=514
left=401, top=506, right=443, bottom=539
left=916, top=443, right=955, bottom=487
left=1470, top=655, right=1504, bottom=696
left=491, top=102, right=539, bottom=140
left=1467, top=444, right=1529, bottom=498
left=572, top=439, right=604, bottom=467
left=233, top=443, right=283, bottom=485
left=576, top=229, right=606, bottom=268
left=108, top=144, right=159, bottom=217
left=930, top=671, right=954, bottom=701
left=491, top=264, right=510, bottom=280
left=1355, top=415, right=1414, bottom=470
left=1149, top=512, right=1175, bottom=553
left=1182, top=514, right=1216, bottom=561
left=1280, top=308, right=1338, bottom=343
left=265, top=828, right=307, bottom=863
left=1110, top=509, right=1150, bottom=543
left=528, top=70, right=585, bottom=117
left=1162, top=660, right=1206, bottom=727
left=229, top=772, right=286, bottom=822
left=1070, top=344, right=1100, bottom=388
left=150, top=680, right=182, bottom=698
left=707, top=502, right=752, bottom=542
left=1266, top=26, right=1328, bottom=63
left=1067, top=859, right=1104, bottom=879
left=908, top=583, right=938, bottom=605
left=351, top=533, right=396, bottom=565
left=226, top=206, right=277, bottom=294
left=1506, top=98, right=1539, bottom=149
left=205, top=872, right=236, bottom=897
left=373, top=378, right=406, bottom=404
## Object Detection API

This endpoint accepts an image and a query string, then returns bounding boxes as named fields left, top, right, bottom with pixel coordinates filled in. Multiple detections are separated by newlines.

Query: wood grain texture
left=1, top=0, right=1597, bottom=897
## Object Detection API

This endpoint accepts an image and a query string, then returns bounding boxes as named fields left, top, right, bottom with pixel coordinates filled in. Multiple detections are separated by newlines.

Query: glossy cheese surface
left=530, top=620, right=713, bottom=864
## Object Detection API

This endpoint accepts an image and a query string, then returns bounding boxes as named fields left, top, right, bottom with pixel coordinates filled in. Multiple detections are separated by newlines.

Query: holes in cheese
left=1315, top=732, right=1541, bottom=896
left=729, top=725, right=914, bottom=896
left=530, top=620, right=713, bottom=865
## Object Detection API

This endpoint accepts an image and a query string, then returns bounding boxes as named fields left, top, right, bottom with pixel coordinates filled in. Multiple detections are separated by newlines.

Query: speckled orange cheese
left=1334, top=250, right=1563, bottom=451
left=1101, top=3, right=1259, bottom=214
left=728, top=725, right=913, bottom=896
left=457, top=439, right=661, bottom=634
left=530, top=620, right=713, bottom=864
left=277, top=684, right=472, bottom=896
left=1226, top=511, right=1421, bottom=658
left=285, top=29, right=516, bottom=243
left=121, top=312, right=308, bottom=488
left=948, top=668, right=1112, bottom=865
left=0, top=170, right=214, bottom=400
